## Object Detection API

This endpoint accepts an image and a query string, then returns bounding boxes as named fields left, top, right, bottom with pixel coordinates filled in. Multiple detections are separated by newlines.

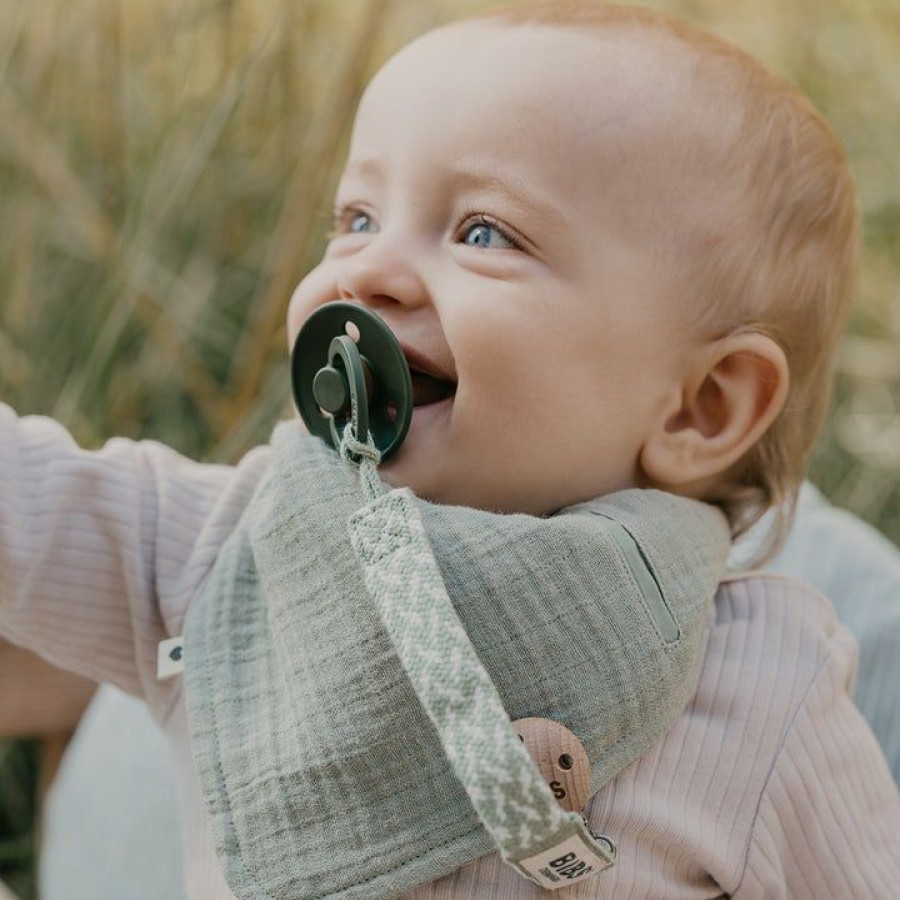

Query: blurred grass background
left=0, top=0, right=898, bottom=896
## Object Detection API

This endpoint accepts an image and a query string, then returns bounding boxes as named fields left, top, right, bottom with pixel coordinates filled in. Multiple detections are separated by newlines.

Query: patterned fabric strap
left=345, top=431, right=616, bottom=890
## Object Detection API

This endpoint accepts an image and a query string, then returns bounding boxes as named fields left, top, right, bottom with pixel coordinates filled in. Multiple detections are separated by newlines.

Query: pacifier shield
left=291, top=302, right=413, bottom=460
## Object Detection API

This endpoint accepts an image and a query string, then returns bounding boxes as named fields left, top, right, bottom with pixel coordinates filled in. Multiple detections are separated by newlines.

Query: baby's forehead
left=350, top=21, right=740, bottom=245
left=358, top=21, right=740, bottom=181
left=363, top=21, right=690, bottom=131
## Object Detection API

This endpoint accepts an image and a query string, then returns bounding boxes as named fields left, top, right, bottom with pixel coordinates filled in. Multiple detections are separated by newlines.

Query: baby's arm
left=735, top=621, right=900, bottom=898
left=0, top=402, right=268, bottom=706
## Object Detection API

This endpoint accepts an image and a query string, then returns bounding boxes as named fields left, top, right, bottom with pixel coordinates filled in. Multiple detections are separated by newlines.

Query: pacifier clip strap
left=347, top=486, right=616, bottom=891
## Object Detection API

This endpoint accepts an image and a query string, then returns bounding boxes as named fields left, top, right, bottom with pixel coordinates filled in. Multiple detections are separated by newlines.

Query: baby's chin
left=376, top=457, right=551, bottom=518
left=286, top=410, right=554, bottom=515
left=375, top=453, right=476, bottom=510
left=375, top=454, right=442, bottom=501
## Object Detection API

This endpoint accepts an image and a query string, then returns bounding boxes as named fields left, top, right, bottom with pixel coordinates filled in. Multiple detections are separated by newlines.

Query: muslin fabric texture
left=183, top=424, right=730, bottom=899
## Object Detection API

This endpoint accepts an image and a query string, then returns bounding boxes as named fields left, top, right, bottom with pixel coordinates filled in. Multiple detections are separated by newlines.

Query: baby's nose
left=337, top=241, right=429, bottom=310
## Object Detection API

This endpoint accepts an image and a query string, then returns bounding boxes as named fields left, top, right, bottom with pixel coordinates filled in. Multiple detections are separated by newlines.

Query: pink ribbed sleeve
left=737, top=625, right=899, bottom=898
left=0, top=402, right=269, bottom=712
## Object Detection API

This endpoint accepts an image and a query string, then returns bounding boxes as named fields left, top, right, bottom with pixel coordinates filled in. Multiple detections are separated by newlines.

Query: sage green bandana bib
left=183, top=422, right=729, bottom=899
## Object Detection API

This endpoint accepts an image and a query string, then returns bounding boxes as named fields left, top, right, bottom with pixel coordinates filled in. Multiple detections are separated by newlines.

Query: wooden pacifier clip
left=512, top=717, right=591, bottom=813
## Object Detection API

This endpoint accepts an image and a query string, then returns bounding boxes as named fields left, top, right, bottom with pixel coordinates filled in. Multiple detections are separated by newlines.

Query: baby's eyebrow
left=451, top=168, right=566, bottom=231
left=342, top=157, right=384, bottom=186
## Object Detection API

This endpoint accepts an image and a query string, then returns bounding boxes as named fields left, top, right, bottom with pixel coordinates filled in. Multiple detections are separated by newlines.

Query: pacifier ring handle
left=320, top=335, right=370, bottom=451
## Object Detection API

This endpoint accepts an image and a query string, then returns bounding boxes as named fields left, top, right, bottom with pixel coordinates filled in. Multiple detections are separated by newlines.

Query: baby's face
left=288, top=21, right=706, bottom=515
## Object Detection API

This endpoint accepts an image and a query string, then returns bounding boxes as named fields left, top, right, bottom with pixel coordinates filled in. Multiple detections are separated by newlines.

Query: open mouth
left=399, top=342, right=457, bottom=409
left=410, top=368, right=457, bottom=408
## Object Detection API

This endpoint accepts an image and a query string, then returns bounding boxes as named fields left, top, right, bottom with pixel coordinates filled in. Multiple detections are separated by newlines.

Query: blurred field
left=0, top=0, right=898, bottom=896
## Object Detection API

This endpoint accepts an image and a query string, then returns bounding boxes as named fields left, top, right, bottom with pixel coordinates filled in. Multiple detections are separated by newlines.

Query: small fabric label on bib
left=157, top=636, right=185, bottom=680
left=516, top=832, right=614, bottom=890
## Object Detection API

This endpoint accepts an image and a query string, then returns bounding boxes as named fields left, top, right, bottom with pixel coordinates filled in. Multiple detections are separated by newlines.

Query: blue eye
left=349, top=211, right=375, bottom=233
left=461, top=220, right=516, bottom=250
left=332, top=207, right=377, bottom=238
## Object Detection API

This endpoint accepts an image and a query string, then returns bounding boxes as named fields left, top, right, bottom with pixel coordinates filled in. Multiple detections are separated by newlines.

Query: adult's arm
left=0, top=637, right=94, bottom=738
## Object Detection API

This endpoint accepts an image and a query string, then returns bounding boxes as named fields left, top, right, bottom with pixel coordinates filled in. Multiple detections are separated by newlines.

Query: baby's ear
left=640, top=331, right=789, bottom=491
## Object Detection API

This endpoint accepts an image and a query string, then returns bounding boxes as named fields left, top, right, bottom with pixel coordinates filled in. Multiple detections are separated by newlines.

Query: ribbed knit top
left=2, top=403, right=899, bottom=899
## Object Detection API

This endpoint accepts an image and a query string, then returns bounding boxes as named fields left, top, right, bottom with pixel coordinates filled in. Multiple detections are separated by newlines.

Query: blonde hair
left=478, top=1, right=860, bottom=562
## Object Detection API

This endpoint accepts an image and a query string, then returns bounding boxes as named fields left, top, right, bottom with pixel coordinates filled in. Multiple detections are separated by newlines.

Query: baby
left=2, top=1, right=900, bottom=898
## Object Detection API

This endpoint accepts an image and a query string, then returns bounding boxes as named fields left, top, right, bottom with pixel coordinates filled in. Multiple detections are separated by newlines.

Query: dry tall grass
left=0, top=0, right=898, bottom=896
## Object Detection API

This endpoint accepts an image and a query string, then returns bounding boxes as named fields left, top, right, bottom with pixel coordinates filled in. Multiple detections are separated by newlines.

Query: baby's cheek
left=286, top=266, right=336, bottom=347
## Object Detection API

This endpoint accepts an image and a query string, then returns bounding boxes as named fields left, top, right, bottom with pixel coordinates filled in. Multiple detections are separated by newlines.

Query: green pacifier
left=291, top=302, right=413, bottom=461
